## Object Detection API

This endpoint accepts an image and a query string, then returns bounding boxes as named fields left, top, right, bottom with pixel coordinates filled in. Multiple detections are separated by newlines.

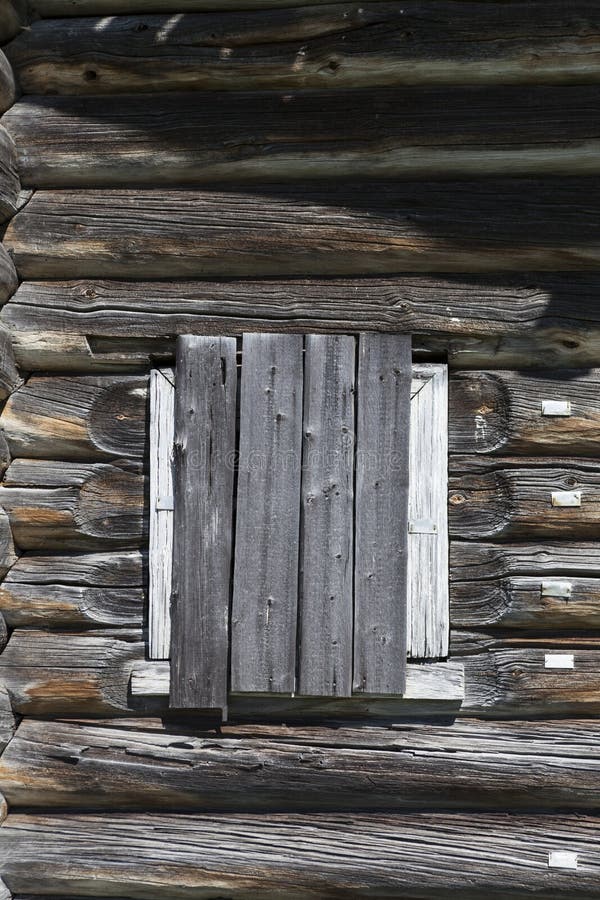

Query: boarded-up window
left=149, top=333, right=448, bottom=717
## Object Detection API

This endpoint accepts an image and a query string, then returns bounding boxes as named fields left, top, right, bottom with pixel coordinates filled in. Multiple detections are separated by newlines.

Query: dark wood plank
left=1, top=811, right=598, bottom=899
left=8, top=87, right=600, bottom=187
left=298, top=334, right=354, bottom=698
left=353, top=334, right=411, bottom=696
left=231, top=333, right=303, bottom=695
left=169, top=335, right=237, bottom=713
left=12, top=4, right=600, bottom=95
left=9, top=180, right=600, bottom=280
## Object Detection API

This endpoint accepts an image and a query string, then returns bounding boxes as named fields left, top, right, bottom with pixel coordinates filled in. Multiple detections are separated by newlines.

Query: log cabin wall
left=1, top=0, right=600, bottom=896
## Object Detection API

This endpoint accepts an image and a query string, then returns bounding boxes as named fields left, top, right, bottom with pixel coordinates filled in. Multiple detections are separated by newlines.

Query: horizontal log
left=450, top=370, right=600, bottom=457
left=0, top=374, right=148, bottom=460
left=8, top=274, right=600, bottom=370
left=0, top=583, right=143, bottom=628
left=451, top=541, right=600, bottom=581
left=0, top=460, right=145, bottom=550
left=449, top=457, right=600, bottom=540
left=12, top=4, right=600, bottom=95
left=8, top=180, right=600, bottom=279
left=7, top=87, right=600, bottom=187
left=0, top=51, right=16, bottom=114
left=1, top=811, right=598, bottom=899
left=3, top=629, right=599, bottom=719
left=4, top=717, right=600, bottom=812
left=452, top=577, right=600, bottom=630
left=5, top=550, right=143, bottom=585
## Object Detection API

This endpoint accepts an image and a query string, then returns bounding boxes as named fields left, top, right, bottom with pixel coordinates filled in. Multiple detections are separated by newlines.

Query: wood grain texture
left=0, top=51, right=16, bottom=114
left=1, top=811, right=599, bottom=898
left=0, top=374, right=147, bottom=460
left=0, top=611, right=6, bottom=653
left=0, top=508, right=17, bottom=578
left=5, top=717, right=600, bottom=812
left=170, top=336, right=236, bottom=712
left=0, top=125, right=20, bottom=223
left=8, top=180, right=600, bottom=280
left=354, top=334, right=411, bottom=695
left=298, top=334, right=354, bottom=698
left=0, top=583, right=143, bottom=628
left=451, top=541, right=600, bottom=583
left=0, top=323, right=21, bottom=401
left=148, top=369, right=173, bottom=659
left=232, top=333, right=303, bottom=695
left=10, top=274, right=600, bottom=370
left=0, top=460, right=145, bottom=550
left=449, top=457, right=600, bottom=540
left=4, top=550, right=143, bottom=586
left=8, top=87, right=600, bottom=186
left=0, top=249, right=17, bottom=307
left=0, top=686, right=15, bottom=755
left=408, top=364, right=448, bottom=659
left=451, top=576, right=600, bottom=630
left=12, top=4, right=600, bottom=95
left=450, top=370, right=600, bottom=457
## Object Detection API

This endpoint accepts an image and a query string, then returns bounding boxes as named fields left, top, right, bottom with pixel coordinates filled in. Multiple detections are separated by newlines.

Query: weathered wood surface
left=4, top=718, right=600, bottom=812
left=0, top=374, right=147, bottom=460
left=408, top=363, right=448, bottom=659
left=449, top=370, right=600, bottom=457
left=0, top=51, right=16, bottom=115
left=8, top=88, right=600, bottom=186
left=2, top=811, right=599, bottom=899
left=0, top=124, right=20, bottom=222
left=148, top=369, right=173, bottom=659
left=4, top=550, right=143, bottom=585
left=8, top=180, right=600, bottom=279
left=0, top=686, right=15, bottom=754
left=354, top=334, right=410, bottom=695
left=0, top=508, right=17, bottom=578
left=0, top=460, right=145, bottom=550
left=449, top=457, right=600, bottom=540
left=12, top=4, right=600, bottom=95
left=0, top=248, right=17, bottom=306
left=299, top=334, right=354, bottom=697
left=0, top=323, right=21, bottom=401
left=0, top=611, right=6, bottom=653
left=0, top=1, right=24, bottom=45
left=0, top=583, right=143, bottom=628
left=451, top=541, right=600, bottom=582
left=451, top=577, right=600, bottom=630
left=170, top=336, right=237, bottom=712
left=232, top=334, right=303, bottom=695
left=10, top=274, right=600, bottom=370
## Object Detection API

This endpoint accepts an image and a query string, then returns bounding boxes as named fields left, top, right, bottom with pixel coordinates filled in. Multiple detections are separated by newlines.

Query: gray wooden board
left=231, top=333, right=303, bottom=694
left=353, top=333, right=411, bottom=695
left=298, top=334, right=354, bottom=697
left=169, top=336, right=237, bottom=713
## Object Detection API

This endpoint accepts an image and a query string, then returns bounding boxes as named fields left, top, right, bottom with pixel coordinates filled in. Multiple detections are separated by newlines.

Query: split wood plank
left=231, top=333, right=303, bottom=695
left=1, top=811, right=598, bottom=898
left=170, top=336, right=237, bottom=713
left=9, top=180, right=600, bottom=280
left=9, top=87, right=600, bottom=186
left=354, top=333, right=411, bottom=695
left=0, top=374, right=148, bottom=460
left=5, top=718, right=600, bottom=812
left=408, top=364, right=448, bottom=659
left=298, top=334, right=354, bottom=697
left=450, top=541, right=600, bottom=581
left=148, top=369, right=174, bottom=659
left=9, top=274, right=600, bottom=371
left=9, top=4, right=600, bottom=95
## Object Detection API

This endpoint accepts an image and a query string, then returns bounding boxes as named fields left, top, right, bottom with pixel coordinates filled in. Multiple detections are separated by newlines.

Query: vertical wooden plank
left=407, top=364, right=449, bottom=659
left=169, top=335, right=237, bottom=713
left=148, top=368, right=174, bottom=660
left=298, top=334, right=355, bottom=697
left=353, top=333, right=411, bottom=696
left=231, top=333, right=303, bottom=694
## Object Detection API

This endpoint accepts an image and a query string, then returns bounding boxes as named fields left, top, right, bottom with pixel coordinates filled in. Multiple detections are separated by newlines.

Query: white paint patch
left=544, top=653, right=575, bottom=669
left=548, top=851, right=578, bottom=869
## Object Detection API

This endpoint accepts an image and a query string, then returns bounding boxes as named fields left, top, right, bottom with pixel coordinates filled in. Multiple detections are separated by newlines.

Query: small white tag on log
left=548, top=851, right=578, bottom=870
left=156, top=495, right=174, bottom=511
left=541, top=400, right=571, bottom=417
left=551, top=491, right=581, bottom=507
left=541, top=581, right=572, bottom=599
left=409, top=519, right=437, bottom=534
left=544, top=653, right=574, bottom=669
